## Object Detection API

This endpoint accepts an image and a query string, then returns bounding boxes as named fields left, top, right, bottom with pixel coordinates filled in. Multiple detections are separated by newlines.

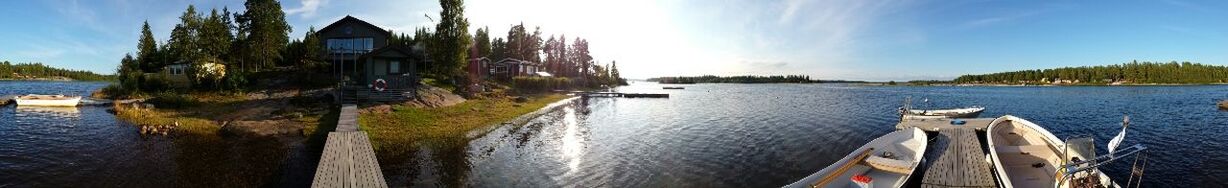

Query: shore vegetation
left=953, top=61, right=1228, bottom=85
left=0, top=61, right=113, bottom=81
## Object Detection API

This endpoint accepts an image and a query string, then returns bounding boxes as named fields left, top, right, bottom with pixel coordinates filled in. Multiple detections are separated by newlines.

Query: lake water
left=0, top=81, right=317, bottom=187
left=451, top=82, right=1228, bottom=187
left=4, top=81, right=1227, bottom=187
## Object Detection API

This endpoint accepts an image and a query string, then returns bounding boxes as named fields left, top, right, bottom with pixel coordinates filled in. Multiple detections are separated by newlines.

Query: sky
left=1, top=0, right=1226, bottom=81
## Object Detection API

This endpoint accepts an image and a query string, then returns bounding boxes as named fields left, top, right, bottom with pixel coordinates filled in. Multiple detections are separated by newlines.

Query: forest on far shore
left=0, top=61, right=113, bottom=81
left=952, top=61, right=1228, bottom=84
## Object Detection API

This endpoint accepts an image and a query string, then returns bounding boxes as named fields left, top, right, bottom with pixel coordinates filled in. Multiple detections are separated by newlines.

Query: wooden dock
left=896, top=118, right=997, bottom=188
left=920, top=128, right=997, bottom=188
left=312, top=104, right=387, bottom=188
left=574, top=91, right=669, bottom=98
left=896, top=118, right=993, bottom=131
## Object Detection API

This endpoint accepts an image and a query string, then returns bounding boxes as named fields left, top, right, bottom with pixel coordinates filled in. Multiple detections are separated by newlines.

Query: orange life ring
left=374, top=79, right=387, bottom=91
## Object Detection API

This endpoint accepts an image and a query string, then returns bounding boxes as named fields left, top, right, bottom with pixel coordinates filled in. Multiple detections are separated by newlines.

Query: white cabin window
left=389, top=61, right=401, bottom=74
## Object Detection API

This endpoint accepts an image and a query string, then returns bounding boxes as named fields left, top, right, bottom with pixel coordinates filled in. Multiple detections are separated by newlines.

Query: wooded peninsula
left=0, top=61, right=113, bottom=81
left=944, top=61, right=1228, bottom=85
left=647, top=75, right=865, bottom=84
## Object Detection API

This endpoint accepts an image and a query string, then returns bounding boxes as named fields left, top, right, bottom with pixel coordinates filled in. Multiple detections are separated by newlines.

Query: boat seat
left=995, top=145, right=1060, bottom=165
left=864, top=155, right=914, bottom=174
left=995, top=145, right=1050, bottom=154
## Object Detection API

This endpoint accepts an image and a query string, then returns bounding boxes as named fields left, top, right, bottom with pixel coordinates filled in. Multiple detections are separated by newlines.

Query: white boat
left=986, top=115, right=1115, bottom=188
left=13, top=94, right=82, bottom=107
left=785, top=127, right=927, bottom=188
left=906, top=106, right=985, bottom=118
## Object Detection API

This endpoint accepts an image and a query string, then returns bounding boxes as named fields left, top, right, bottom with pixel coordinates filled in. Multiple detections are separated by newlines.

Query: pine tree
left=137, top=21, right=159, bottom=73
left=474, top=26, right=491, bottom=58
left=235, top=0, right=291, bottom=72
left=429, top=0, right=471, bottom=79
left=167, top=5, right=201, bottom=63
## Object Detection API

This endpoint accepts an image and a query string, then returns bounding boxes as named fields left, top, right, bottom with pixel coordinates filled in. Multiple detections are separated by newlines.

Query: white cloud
left=285, top=0, right=327, bottom=18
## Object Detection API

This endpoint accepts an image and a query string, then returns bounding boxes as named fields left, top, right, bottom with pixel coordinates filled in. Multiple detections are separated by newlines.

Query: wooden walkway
left=336, top=104, right=359, bottom=132
left=573, top=91, right=669, bottom=98
left=919, top=127, right=997, bottom=188
left=896, top=118, right=993, bottom=131
left=312, top=104, right=387, bottom=188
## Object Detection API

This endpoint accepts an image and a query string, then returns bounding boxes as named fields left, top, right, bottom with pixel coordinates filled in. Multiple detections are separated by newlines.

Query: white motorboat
left=785, top=127, right=927, bottom=188
left=13, top=94, right=82, bottom=107
left=986, top=115, right=1115, bottom=188
left=906, top=106, right=985, bottom=118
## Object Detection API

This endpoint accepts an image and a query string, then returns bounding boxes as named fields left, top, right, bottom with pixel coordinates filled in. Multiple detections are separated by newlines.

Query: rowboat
left=785, top=127, right=927, bottom=188
left=906, top=106, right=984, bottom=118
left=986, top=115, right=1115, bottom=188
left=13, top=94, right=82, bottom=107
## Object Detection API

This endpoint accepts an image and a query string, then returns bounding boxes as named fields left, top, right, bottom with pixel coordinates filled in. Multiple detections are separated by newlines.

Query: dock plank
left=921, top=128, right=996, bottom=188
left=313, top=132, right=387, bottom=188
left=337, top=104, right=359, bottom=132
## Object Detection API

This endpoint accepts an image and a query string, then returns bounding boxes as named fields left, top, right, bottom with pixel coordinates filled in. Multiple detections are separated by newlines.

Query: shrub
left=146, top=92, right=200, bottom=109
left=512, top=76, right=572, bottom=93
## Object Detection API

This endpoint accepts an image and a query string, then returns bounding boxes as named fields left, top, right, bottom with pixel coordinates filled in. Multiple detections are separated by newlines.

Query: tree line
left=953, top=61, right=1228, bottom=84
left=114, top=0, right=625, bottom=95
left=117, top=0, right=293, bottom=93
left=0, top=61, right=114, bottom=81
left=648, top=75, right=814, bottom=84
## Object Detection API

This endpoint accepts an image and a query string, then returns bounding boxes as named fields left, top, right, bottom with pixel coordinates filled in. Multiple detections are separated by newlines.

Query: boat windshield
left=1063, top=137, right=1102, bottom=187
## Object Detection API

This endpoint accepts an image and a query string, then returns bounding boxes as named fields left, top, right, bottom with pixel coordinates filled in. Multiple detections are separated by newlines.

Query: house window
left=168, top=65, right=186, bottom=75
left=389, top=61, right=401, bottom=74
left=327, top=38, right=374, bottom=53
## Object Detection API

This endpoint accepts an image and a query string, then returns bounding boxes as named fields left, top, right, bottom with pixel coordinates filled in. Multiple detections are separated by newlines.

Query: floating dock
left=574, top=91, right=669, bottom=98
left=312, top=104, right=387, bottom=188
left=896, top=118, right=997, bottom=188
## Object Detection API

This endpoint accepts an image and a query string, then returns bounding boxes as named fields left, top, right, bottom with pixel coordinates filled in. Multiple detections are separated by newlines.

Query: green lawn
left=359, top=94, right=570, bottom=154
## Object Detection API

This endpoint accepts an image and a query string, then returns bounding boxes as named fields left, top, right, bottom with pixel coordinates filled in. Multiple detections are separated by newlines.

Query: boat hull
left=14, top=96, right=82, bottom=107
left=986, top=115, right=1114, bottom=188
left=785, top=127, right=927, bottom=188
left=907, top=107, right=984, bottom=118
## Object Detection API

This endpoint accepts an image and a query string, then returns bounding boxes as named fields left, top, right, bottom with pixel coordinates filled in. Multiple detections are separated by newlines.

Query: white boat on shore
left=13, top=94, right=82, bottom=107
left=785, top=127, right=927, bottom=188
left=986, top=115, right=1115, bottom=188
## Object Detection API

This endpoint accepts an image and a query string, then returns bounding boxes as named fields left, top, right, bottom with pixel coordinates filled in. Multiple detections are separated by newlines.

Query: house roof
left=468, top=57, right=490, bottom=62
left=494, top=58, right=538, bottom=66
left=317, top=15, right=392, bottom=37
left=360, top=44, right=420, bottom=60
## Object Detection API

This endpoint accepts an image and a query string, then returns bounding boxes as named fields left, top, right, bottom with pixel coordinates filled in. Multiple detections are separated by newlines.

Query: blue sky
left=1, top=0, right=1226, bottom=81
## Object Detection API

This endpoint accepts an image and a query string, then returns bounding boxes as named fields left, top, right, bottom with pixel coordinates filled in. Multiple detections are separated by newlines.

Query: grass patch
left=112, top=91, right=331, bottom=137
left=360, top=94, right=569, bottom=150
left=114, top=104, right=221, bottom=136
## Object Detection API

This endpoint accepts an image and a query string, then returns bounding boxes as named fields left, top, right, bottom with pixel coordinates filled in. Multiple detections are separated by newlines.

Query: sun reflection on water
left=560, top=105, right=586, bottom=174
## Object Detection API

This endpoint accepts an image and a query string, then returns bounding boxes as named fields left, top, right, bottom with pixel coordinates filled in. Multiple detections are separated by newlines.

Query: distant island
left=0, top=61, right=114, bottom=81
left=647, top=75, right=865, bottom=84
left=911, top=61, right=1228, bottom=86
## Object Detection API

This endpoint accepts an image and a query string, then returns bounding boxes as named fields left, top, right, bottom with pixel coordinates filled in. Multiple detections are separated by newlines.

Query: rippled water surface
left=0, top=81, right=316, bottom=187
left=457, top=83, right=1228, bottom=187
left=6, top=81, right=1228, bottom=187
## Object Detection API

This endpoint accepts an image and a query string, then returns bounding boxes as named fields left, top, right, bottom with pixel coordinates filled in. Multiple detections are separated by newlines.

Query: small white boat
left=906, top=106, right=985, bottom=118
left=986, top=115, right=1115, bottom=188
left=785, top=127, right=927, bottom=188
left=13, top=94, right=82, bottom=107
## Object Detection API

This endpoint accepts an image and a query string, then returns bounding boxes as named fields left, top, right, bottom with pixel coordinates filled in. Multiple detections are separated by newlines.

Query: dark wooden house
left=318, top=16, right=424, bottom=102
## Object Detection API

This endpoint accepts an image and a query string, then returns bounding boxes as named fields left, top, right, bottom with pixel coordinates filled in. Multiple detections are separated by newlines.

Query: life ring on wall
left=374, top=79, right=387, bottom=91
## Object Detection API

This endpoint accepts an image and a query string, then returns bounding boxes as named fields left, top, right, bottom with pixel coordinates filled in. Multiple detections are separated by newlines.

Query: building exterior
left=491, top=58, right=541, bottom=79
left=318, top=16, right=422, bottom=90
left=157, top=61, right=226, bottom=89
left=317, top=16, right=424, bottom=102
